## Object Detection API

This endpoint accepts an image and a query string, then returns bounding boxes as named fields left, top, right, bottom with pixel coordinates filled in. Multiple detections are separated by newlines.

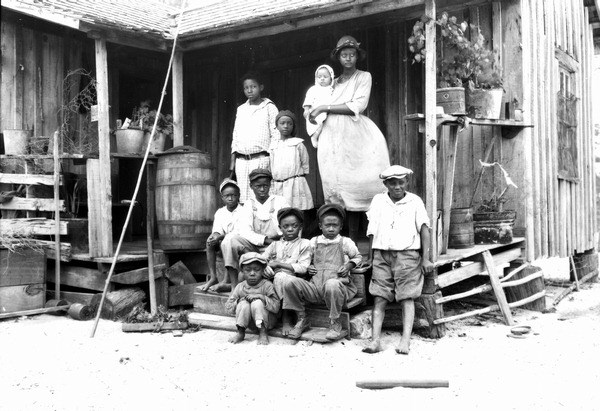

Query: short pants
left=369, top=249, right=423, bottom=302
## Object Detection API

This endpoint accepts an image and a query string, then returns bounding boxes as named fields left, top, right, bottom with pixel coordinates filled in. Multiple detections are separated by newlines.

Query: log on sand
left=90, top=288, right=145, bottom=320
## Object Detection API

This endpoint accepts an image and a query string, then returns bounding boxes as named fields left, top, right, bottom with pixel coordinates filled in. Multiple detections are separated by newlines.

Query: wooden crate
left=0, top=248, right=46, bottom=313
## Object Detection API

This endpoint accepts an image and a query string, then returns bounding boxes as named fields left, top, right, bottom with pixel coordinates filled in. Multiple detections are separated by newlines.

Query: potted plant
left=408, top=12, right=504, bottom=118
left=472, top=160, right=518, bottom=244
left=143, top=110, right=173, bottom=153
left=115, top=101, right=150, bottom=153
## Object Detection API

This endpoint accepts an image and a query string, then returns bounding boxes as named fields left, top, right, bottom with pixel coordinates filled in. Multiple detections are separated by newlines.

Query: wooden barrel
left=436, top=87, right=466, bottom=115
left=155, top=146, right=216, bottom=250
left=448, top=207, right=474, bottom=249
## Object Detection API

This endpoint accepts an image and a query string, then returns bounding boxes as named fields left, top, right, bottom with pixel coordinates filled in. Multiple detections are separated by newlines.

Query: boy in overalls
left=220, top=168, right=289, bottom=290
left=279, top=204, right=362, bottom=340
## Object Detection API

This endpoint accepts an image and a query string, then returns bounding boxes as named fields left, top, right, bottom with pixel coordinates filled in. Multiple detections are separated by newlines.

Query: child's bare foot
left=362, top=339, right=383, bottom=354
left=257, top=327, right=269, bottom=345
left=228, top=326, right=245, bottom=344
left=209, top=281, right=231, bottom=293
left=282, top=311, right=293, bottom=336
left=199, top=277, right=218, bottom=291
left=395, top=337, right=410, bottom=355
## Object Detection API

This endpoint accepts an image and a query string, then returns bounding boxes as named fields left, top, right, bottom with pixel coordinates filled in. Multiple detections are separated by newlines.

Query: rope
left=90, top=2, right=188, bottom=338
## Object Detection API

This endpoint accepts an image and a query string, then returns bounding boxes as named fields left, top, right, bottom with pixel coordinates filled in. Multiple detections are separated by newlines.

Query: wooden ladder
left=433, top=250, right=546, bottom=326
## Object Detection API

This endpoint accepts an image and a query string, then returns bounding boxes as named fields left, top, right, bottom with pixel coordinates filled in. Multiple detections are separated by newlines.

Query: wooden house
left=1, top=0, right=598, bottom=327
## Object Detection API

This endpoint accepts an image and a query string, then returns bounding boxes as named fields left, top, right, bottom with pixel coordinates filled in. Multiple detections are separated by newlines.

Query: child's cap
left=219, top=178, right=239, bottom=193
left=315, top=65, right=335, bottom=83
left=239, top=252, right=268, bottom=267
left=379, top=165, right=413, bottom=181
left=277, top=207, right=303, bottom=224
left=317, top=203, right=346, bottom=221
left=249, top=168, right=272, bottom=182
left=275, top=110, right=297, bottom=136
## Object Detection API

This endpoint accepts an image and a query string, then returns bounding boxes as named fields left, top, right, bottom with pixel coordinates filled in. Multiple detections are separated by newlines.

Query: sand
left=1, top=259, right=599, bottom=411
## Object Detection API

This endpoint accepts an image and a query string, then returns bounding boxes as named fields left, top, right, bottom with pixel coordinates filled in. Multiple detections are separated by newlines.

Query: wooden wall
left=516, top=0, right=597, bottom=260
left=0, top=9, right=92, bottom=139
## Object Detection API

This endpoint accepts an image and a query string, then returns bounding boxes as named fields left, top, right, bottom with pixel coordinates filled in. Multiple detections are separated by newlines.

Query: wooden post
left=146, top=162, right=157, bottom=314
left=90, top=35, right=113, bottom=257
left=172, top=51, right=184, bottom=147
left=441, top=125, right=458, bottom=253
left=482, top=250, right=514, bottom=326
left=53, top=130, right=61, bottom=296
left=424, top=0, right=437, bottom=262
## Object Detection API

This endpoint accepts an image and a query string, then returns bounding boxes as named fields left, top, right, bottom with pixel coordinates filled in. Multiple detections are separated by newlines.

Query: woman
left=309, top=35, right=390, bottom=240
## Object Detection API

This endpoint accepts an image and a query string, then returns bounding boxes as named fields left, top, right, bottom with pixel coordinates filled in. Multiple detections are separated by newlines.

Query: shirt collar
left=384, top=191, right=414, bottom=206
left=281, top=236, right=301, bottom=244
left=317, top=234, right=342, bottom=244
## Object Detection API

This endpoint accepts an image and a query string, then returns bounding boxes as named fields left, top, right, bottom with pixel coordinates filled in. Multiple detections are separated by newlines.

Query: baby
left=225, top=252, right=281, bottom=345
left=302, top=64, right=334, bottom=148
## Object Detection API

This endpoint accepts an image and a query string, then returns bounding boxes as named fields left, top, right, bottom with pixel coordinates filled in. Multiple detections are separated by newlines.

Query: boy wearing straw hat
left=362, top=165, right=434, bottom=355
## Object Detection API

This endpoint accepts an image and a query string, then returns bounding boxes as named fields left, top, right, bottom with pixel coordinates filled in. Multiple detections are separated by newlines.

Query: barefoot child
left=261, top=207, right=311, bottom=336
left=225, top=252, right=280, bottom=345
left=302, top=64, right=334, bottom=148
left=200, top=179, right=242, bottom=292
left=230, top=71, right=279, bottom=203
left=269, top=110, right=314, bottom=210
left=362, top=165, right=434, bottom=355
left=220, top=168, right=289, bottom=291
left=277, top=204, right=362, bottom=340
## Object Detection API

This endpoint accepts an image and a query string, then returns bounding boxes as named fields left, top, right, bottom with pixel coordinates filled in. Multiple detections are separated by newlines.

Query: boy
left=362, top=165, right=434, bottom=355
left=279, top=204, right=362, bottom=340
left=261, top=207, right=312, bottom=334
left=220, top=168, right=289, bottom=290
left=225, top=252, right=280, bottom=345
left=200, top=179, right=242, bottom=292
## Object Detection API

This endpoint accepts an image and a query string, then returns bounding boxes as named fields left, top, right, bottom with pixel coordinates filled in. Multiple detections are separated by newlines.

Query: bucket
left=448, top=207, right=474, bottom=249
left=143, top=132, right=167, bottom=154
left=3, top=129, right=32, bottom=154
left=436, top=87, right=466, bottom=115
left=466, top=88, right=503, bottom=119
left=155, top=146, right=216, bottom=250
left=473, top=210, right=517, bottom=244
left=115, top=129, right=145, bottom=153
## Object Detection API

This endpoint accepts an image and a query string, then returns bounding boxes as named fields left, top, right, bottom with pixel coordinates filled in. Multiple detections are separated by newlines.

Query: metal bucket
left=448, top=207, right=474, bottom=249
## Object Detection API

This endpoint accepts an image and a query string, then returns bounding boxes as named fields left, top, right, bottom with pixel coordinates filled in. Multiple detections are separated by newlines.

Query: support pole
left=146, top=162, right=157, bottom=314
left=172, top=51, right=184, bottom=147
left=53, top=130, right=61, bottom=296
left=424, top=0, right=437, bottom=262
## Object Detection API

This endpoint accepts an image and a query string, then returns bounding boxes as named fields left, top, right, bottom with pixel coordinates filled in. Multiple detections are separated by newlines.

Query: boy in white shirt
left=201, top=179, right=243, bottom=292
left=362, top=165, right=434, bottom=355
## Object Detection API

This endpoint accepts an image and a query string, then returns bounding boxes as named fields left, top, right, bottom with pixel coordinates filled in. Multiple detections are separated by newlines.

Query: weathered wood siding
left=0, top=10, right=91, bottom=139
left=517, top=0, right=597, bottom=260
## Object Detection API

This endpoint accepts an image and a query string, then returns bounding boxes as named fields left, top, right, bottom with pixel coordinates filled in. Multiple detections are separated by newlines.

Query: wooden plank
left=0, top=197, right=65, bottom=211
left=500, top=270, right=544, bottom=288
left=164, top=261, right=197, bottom=285
left=424, top=0, right=437, bottom=262
left=441, top=126, right=458, bottom=253
left=110, top=264, right=167, bottom=285
left=508, top=290, right=546, bottom=308
left=86, top=159, right=112, bottom=257
left=47, top=265, right=108, bottom=292
left=91, top=36, right=113, bottom=257
left=436, top=247, right=522, bottom=288
left=435, top=284, right=493, bottom=304
left=482, top=250, right=514, bottom=325
left=434, top=304, right=498, bottom=325
left=0, top=283, right=45, bottom=314
left=168, top=283, right=203, bottom=306
left=172, top=51, right=184, bottom=147
left=0, top=248, right=46, bottom=286
left=0, top=173, right=62, bottom=185
left=47, top=290, right=96, bottom=306
left=492, top=2, right=503, bottom=83
left=1, top=20, right=17, bottom=130
left=0, top=218, right=67, bottom=235
left=122, top=322, right=188, bottom=333
left=193, top=291, right=230, bottom=316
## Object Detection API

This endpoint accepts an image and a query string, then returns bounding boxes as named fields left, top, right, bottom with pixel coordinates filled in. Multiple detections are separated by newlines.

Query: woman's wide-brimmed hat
left=330, top=35, right=367, bottom=61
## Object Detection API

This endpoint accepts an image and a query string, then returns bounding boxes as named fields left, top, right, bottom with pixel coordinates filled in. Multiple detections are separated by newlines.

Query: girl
left=269, top=110, right=314, bottom=211
left=230, top=71, right=279, bottom=203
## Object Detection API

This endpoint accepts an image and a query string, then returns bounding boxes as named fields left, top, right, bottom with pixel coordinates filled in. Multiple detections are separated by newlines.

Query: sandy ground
left=1, top=259, right=599, bottom=411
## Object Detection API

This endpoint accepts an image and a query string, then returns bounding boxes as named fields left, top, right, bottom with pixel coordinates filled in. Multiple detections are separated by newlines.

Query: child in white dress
left=302, top=64, right=334, bottom=148
left=269, top=110, right=314, bottom=211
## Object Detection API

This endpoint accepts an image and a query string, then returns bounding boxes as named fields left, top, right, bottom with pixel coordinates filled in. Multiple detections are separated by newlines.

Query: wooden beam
left=180, top=0, right=423, bottom=50
left=482, top=250, right=514, bottom=326
left=0, top=173, right=62, bottom=185
left=82, top=22, right=168, bottom=52
left=110, top=264, right=167, bottom=285
left=424, top=0, right=438, bottom=262
left=90, top=36, right=113, bottom=257
left=0, top=218, right=68, bottom=235
left=172, top=51, right=184, bottom=147
left=47, top=265, right=109, bottom=292
left=0, top=198, right=65, bottom=212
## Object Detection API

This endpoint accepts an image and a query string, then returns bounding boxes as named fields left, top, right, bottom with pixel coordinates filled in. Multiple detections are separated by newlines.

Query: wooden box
left=0, top=248, right=46, bottom=313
